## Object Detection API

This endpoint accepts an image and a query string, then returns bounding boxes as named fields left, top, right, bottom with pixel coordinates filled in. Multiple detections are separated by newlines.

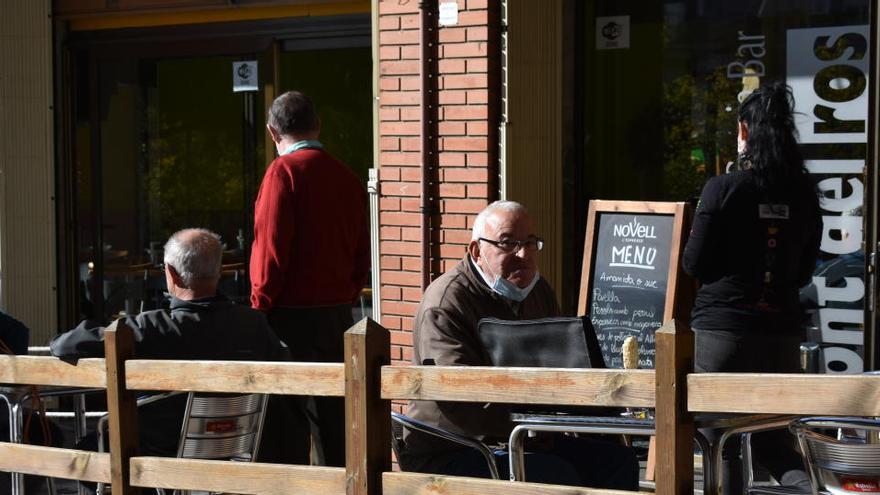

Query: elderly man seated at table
left=50, top=228, right=304, bottom=461
left=399, top=201, right=639, bottom=490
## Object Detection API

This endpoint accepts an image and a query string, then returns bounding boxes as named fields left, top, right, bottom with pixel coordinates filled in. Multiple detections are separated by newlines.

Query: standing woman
left=683, top=81, right=822, bottom=491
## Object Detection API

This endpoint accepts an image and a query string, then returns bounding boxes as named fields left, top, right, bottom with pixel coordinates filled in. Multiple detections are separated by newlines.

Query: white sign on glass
left=786, top=24, right=869, bottom=374
left=233, top=61, right=258, bottom=93
left=787, top=25, right=868, bottom=144
left=596, top=15, right=630, bottom=50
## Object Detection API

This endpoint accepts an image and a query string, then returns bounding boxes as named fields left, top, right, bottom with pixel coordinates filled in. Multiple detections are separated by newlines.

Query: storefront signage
left=596, top=16, right=630, bottom=50
left=788, top=26, right=868, bottom=144
left=727, top=31, right=766, bottom=79
left=232, top=60, right=258, bottom=92
left=787, top=25, right=869, bottom=373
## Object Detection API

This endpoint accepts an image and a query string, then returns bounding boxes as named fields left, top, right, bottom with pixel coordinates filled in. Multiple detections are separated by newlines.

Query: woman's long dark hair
left=737, top=81, right=808, bottom=192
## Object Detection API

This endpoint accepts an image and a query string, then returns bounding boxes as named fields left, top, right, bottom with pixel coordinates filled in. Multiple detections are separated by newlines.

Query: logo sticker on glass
left=596, top=15, right=630, bottom=50
left=233, top=61, right=258, bottom=93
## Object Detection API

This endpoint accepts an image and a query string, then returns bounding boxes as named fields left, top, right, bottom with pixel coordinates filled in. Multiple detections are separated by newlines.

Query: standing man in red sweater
left=251, top=90, right=370, bottom=466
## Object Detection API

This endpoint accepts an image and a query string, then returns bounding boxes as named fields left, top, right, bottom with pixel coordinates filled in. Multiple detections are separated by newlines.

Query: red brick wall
left=377, top=0, right=499, bottom=366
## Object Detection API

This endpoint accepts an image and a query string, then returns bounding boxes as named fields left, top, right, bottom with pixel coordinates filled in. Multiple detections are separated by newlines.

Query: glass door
left=62, top=15, right=373, bottom=326
left=72, top=53, right=266, bottom=322
left=578, top=0, right=871, bottom=372
left=277, top=47, right=372, bottom=183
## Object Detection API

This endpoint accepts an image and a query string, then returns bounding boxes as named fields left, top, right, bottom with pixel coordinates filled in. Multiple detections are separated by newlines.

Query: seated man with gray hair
left=400, top=200, right=638, bottom=489
left=51, top=228, right=293, bottom=457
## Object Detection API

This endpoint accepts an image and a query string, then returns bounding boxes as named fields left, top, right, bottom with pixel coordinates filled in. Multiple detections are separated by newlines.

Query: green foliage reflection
left=662, top=68, right=739, bottom=201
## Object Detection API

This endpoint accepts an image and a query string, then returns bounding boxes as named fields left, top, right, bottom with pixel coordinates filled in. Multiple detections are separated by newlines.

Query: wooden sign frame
left=577, top=200, right=692, bottom=333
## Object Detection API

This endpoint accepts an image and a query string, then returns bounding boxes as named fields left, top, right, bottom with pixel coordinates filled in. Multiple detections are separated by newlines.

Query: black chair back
left=477, top=316, right=606, bottom=369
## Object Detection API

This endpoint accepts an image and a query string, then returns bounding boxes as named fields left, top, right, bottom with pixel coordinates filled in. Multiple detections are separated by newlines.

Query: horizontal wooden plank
left=0, top=443, right=110, bottom=482
left=125, top=360, right=345, bottom=396
left=591, top=200, right=682, bottom=215
left=0, top=355, right=106, bottom=388
left=381, top=366, right=655, bottom=408
left=130, top=457, right=346, bottom=495
left=688, top=373, right=880, bottom=415
left=383, top=471, right=641, bottom=495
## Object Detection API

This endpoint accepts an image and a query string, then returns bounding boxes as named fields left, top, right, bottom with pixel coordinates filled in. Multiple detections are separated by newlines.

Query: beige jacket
left=402, top=256, right=560, bottom=471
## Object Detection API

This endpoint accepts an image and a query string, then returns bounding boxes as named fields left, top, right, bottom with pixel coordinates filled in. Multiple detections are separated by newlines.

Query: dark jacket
left=403, top=256, right=560, bottom=471
left=0, top=311, right=29, bottom=355
left=50, top=295, right=288, bottom=455
left=51, top=295, right=287, bottom=362
left=683, top=170, right=821, bottom=334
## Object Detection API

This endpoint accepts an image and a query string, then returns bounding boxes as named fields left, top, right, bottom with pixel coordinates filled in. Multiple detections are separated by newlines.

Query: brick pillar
left=377, top=0, right=499, bottom=365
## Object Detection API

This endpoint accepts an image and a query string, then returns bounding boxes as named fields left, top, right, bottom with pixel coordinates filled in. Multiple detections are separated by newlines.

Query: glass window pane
left=583, top=0, right=870, bottom=372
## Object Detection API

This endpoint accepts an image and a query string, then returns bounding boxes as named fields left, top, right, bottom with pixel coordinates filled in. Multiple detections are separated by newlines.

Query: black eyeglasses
left=479, top=236, right=544, bottom=253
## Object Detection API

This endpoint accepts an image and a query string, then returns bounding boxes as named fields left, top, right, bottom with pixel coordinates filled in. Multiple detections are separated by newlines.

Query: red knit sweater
left=250, top=148, right=369, bottom=311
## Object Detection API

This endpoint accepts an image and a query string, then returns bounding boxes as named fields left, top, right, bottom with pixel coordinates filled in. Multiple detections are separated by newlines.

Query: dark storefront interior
left=59, top=15, right=372, bottom=326
left=580, top=0, right=868, bottom=200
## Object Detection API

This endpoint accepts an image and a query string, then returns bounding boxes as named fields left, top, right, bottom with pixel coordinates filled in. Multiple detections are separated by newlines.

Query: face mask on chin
left=491, top=271, right=540, bottom=302
left=473, top=256, right=540, bottom=302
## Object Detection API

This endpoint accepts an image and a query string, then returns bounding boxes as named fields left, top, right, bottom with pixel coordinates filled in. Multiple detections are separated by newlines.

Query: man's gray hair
left=471, top=200, right=528, bottom=240
left=163, top=228, right=223, bottom=287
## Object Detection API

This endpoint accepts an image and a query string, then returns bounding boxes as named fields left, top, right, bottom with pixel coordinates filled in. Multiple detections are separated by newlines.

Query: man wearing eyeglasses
left=400, top=201, right=638, bottom=490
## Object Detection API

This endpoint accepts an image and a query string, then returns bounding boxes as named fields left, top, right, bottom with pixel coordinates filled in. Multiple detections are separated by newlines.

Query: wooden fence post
left=104, top=319, right=141, bottom=495
left=345, top=317, right=391, bottom=495
left=655, top=318, right=694, bottom=495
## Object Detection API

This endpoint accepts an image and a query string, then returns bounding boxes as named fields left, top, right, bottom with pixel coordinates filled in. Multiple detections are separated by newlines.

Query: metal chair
left=390, top=412, right=406, bottom=460
left=746, top=486, right=811, bottom=495
left=390, top=411, right=501, bottom=480
left=724, top=416, right=805, bottom=495
left=793, top=417, right=880, bottom=495
left=746, top=417, right=880, bottom=495
left=97, top=391, right=268, bottom=495
left=744, top=360, right=880, bottom=494
left=173, top=392, right=268, bottom=461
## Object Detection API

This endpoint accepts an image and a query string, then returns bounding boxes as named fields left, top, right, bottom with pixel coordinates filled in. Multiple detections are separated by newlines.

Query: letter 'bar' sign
left=578, top=200, right=692, bottom=369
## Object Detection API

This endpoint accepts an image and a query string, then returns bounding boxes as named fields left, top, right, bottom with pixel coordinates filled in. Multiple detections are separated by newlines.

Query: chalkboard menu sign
left=578, top=201, right=689, bottom=369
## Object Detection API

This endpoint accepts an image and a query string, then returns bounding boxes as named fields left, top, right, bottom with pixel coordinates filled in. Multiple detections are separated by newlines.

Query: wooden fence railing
left=380, top=366, right=657, bottom=495
left=117, top=317, right=368, bottom=495
left=0, top=352, right=110, bottom=485
left=688, top=373, right=880, bottom=416
left=2, top=317, right=880, bottom=495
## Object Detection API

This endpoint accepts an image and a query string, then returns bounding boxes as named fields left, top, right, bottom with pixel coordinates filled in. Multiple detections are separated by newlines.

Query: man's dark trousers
left=268, top=304, right=352, bottom=467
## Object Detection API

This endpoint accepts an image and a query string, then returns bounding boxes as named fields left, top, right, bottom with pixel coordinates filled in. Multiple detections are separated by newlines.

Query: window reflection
left=71, top=46, right=373, bottom=324
left=584, top=0, right=869, bottom=202
left=75, top=55, right=264, bottom=321
left=582, top=0, right=869, bottom=371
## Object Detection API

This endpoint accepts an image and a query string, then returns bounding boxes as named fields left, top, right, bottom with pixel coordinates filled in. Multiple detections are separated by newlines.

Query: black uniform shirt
left=682, top=170, right=821, bottom=334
